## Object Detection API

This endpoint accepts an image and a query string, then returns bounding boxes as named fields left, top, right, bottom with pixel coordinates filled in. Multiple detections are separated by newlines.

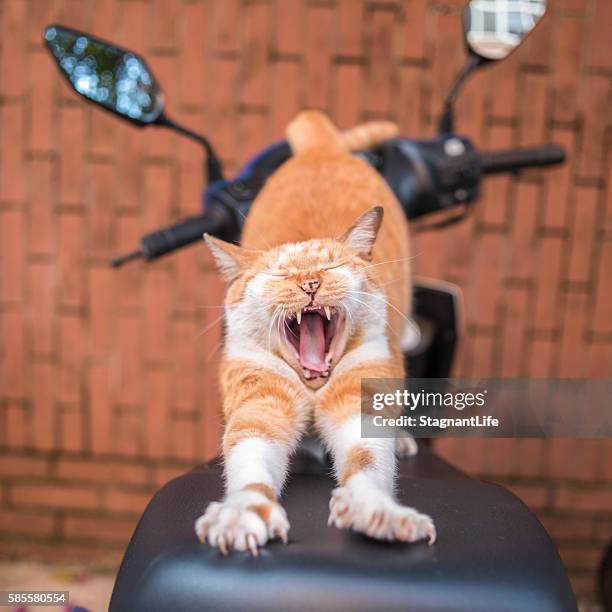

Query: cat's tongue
left=299, top=313, right=327, bottom=373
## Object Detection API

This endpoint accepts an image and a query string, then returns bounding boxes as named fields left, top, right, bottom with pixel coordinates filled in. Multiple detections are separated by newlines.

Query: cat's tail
left=287, top=110, right=398, bottom=155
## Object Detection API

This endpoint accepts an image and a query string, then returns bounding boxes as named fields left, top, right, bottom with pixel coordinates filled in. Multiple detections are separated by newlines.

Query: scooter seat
left=109, top=447, right=576, bottom=612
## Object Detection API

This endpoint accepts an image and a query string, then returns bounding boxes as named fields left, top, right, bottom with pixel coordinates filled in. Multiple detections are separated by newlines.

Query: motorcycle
left=44, top=2, right=578, bottom=611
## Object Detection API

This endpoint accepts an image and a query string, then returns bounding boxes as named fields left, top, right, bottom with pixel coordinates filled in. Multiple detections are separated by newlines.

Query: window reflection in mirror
left=465, top=0, right=546, bottom=61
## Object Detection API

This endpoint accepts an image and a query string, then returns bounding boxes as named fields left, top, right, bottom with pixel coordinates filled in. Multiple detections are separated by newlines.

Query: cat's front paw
left=195, top=493, right=289, bottom=556
left=329, top=486, right=436, bottom=544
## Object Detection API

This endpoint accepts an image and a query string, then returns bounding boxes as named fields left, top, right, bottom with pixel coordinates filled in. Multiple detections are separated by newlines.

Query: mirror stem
left=438, top=55, right=483, bottom=135
left=156, top=114, right=224, bottom=184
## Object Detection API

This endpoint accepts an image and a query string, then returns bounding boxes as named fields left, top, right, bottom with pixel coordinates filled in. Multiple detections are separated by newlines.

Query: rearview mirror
left=43, top=24, right=164, bottom=125
left=464, top=0, right=546, bottom=61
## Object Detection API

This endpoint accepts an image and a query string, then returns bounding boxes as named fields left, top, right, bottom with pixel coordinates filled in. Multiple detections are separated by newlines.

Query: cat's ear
left=341, top=206, right=384, bottom=260
left=204, top=234, right=259, bottom=281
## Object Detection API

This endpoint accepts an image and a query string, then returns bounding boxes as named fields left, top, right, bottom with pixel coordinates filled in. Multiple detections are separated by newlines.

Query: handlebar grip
left=481, top=145, right=565, bottom=175
left=140, top=213, right=226, bottom=260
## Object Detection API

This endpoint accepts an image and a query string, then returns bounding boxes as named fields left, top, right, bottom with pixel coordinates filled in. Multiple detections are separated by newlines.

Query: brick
left=532, top=236, right=564, bottom=333
left=58, top=107, right=85, bottom=205
left=59, top=312, right=83, bottom=406
left=489, top=56, right=519, bottom=120
left=481, top=124, right=512, bottom=227
left=528, top=337, right=554, bottom=377
left=5, top=400, right=29, bottom=449
left=56, top=211, right=83, bottom=307
left=28, top=52, right=56, bottom=153
left=0, top=454, right=48, bottom=478
left=118, top=0, right=148, bottom=54
left=514, top=440, right=546, bottom=479
left=543, top=129, right=574, bottom=230
left=170, top=416, right=198, bottom=462
left=0, top=0, right=26, bottom=97
left=577, top=75, right=610, bottom=178
left=555, top=484, right=612, bottom=513
left=144, top=269, right=171, bottom=361
left=1, top=311, right=26, bottom=398
left=209, top=57, right=239, bottom=163
left=559, top=292, right=589, bottom=378
left=548, top=439, right=604, bottom=481
left=238, top=111, right=269, bottom=166
left=10, top=482, right=99, bottom=511
left=273, top=0, right=300, bottom=56
left=591, top=240, right=612, bottom=335
left=57, top=458, right=149, bottom=487
left=154, top=463, right=192, bottom=488
left=144, top=164, right=173, bottom=233
left=63, top=515, right=136, bottom=544
left=271, top=60, right=301, bottom=139
left=540, top=515, right=594, bottom=541
left=116, top=127, right=144, bottom=213
left=31, top=362, right=56, bottom=452
left=115, top=408, right=145, bottom=458
left=506, top=482, right=549, bottom=510
left=88, top=265, right=115, bottom=358
left=518, top=72, right=549, bottom=147
left=0, top=103, right=25, bottom=202
left=552, top=15, right=583, bottom=123
left=0, top=509, right=55, bottom=536
left=0, top=210, right=25, bottom=303
left=508, top=181, right=540, bottom=281
left=587, top=341, right=612, bottom=379
left=559, top=543, right=605, bottom=572
left=151, top=0, right=178, bottom=52
left=116, top=215, right=144, bottom=311
left=468, top=333, right=496, bottom=378
left=430, top=11, right=464, bottom=125
left=240, top=1, right=272, bottom=109
left=364, top=7, right=396, bottom=116
left=89, top=364, right=112, bottom=455
left=567, top=186, right=599, bottom=284
left=333, top=63, right=363, bottom=130
left=337, top=0, right=364, bottom=57
left=28, top=158, right=55, bottom=257
left=305, top=5, right=334, bottom=109
left=60, top=405, right=84, bottom=454
left=399, top=0, right=426, bottom=60
left=585, top=0, right=612, bottom=70
left=468, top=233, right=502, bottom=329
left=88, top=163, right=117, bottom=259
left=213, top=0, right=240, bottom=54
left=88, top=108, right=116, bottom=159
left=397, top=64, right=425, bottom=137
left=117, top=314, right=144, bottom=407
left=145, top=368, right=171, bottom=459
left=172, top=319, right=197, bottom=413
left=179, top=2, right=208, bottom=107
left=104, top=487, right=152, bottom=515
left=500, top=287, right=530, bottom=377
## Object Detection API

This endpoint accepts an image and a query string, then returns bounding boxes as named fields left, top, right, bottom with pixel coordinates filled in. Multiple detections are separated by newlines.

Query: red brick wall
left=0, top=0, right=610, bottom=601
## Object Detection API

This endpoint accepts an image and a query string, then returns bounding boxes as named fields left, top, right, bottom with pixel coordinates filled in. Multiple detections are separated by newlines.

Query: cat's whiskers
left=195, top=314, right=225, bottom=339
left=355, top=253, right=421, bottom=273
left=346, top=292, right=400, bottom=338
left=348, top=289, right=412, bottom=328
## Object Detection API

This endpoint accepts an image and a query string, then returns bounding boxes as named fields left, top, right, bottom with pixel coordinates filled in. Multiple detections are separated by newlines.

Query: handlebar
left=110, top=206, right=232, bottom=267
left=480, top=145, right=565, bottom=175
left=109, top=138, right=567, bottom=266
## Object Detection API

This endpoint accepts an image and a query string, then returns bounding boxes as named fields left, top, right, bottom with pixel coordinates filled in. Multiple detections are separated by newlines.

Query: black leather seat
left=109, top=447, right=577, bottom=612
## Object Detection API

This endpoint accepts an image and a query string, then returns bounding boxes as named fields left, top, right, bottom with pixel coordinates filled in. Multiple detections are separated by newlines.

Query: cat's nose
left=299, top=278, right=321, bottom=296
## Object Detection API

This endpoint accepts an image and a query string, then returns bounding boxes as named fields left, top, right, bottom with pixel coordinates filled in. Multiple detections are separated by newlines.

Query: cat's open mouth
left=284, top=305, right=345, bottom=379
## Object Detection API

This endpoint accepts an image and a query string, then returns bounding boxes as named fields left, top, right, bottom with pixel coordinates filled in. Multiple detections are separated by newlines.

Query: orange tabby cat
left=195, top=111, right=435, bottom=555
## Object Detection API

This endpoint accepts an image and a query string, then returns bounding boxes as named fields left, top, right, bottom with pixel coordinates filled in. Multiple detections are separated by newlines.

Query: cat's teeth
left=324, top=306, right=331, bottom=320
left=296, top=311, right=302, bottom=325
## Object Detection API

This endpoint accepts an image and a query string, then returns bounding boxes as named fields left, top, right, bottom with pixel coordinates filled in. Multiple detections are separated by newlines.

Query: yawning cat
left=195, top=111, right=435, bottom=555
